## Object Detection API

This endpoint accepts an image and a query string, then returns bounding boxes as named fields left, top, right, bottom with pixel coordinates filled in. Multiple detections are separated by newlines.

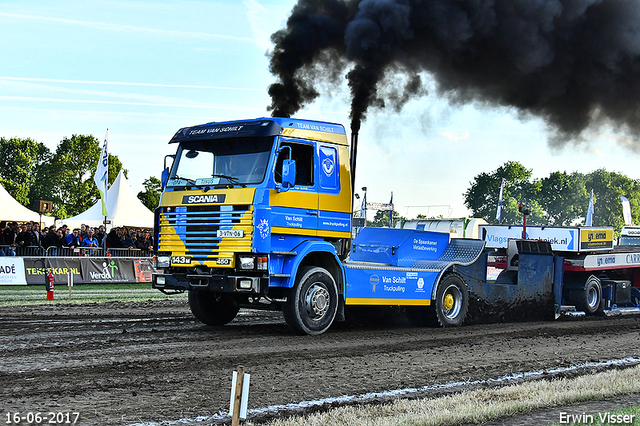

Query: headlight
left=156, top=276, right=166, bottom=285
left=156, top=255, right=170, bottom=268
left=238, top=256, right=255, bottom=270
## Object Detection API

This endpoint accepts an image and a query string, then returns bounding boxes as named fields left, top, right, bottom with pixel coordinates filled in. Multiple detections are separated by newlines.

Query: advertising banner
left=81, top=258, right=136, bottom=283
left=23, top=258, right=82, bottom=285
left=0, top=258, right=27, bottom=285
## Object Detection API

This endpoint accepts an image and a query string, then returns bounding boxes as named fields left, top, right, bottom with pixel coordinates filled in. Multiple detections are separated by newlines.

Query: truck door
left=271, top=141, right=318, bottom=236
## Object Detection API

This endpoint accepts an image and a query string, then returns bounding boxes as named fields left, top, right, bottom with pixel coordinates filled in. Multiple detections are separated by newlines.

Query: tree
left=137, top=176, right=162, bottom=211
left=367, top=210, right=402, bottom=228
left=539, top=171, right=588, bottom=226
left=586, top=169, right=640, bottom=230
left=32, top=134, right=125, bottom=218
left=463, top=161, right=545, bottom=225
left=0, top=137, right=52, bottom=205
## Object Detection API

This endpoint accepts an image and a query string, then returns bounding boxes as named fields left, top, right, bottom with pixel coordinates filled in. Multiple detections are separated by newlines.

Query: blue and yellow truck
left=152, top=117, right=486, bottom=334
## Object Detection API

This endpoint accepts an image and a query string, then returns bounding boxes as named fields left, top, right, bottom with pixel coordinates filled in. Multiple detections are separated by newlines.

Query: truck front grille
left=159, top=204, right=253, bottom=262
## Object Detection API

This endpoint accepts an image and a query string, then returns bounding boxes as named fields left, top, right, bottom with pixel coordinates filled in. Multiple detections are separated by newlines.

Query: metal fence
left=0, top=245, right=152, bottom=258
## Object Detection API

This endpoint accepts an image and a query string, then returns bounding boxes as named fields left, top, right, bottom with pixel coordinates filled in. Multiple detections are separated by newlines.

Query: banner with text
left=81, top=258, right=136, bottom=283
left=0, top=258, right=27, bottom=285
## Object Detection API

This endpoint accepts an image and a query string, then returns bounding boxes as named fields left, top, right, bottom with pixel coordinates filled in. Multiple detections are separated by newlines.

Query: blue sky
left=2, top=0, right=640, bottom=220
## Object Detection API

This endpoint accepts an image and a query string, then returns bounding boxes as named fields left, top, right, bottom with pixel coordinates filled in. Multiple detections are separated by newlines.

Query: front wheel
left=282, top=266, right=339, bottom=335
left=188, top=291, right=239, bottom=326
left=433, top=273, right=468, bottom=327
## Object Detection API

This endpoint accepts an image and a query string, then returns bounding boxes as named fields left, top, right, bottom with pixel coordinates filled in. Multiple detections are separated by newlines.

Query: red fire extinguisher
left=46, top=269, right=54, bottom=301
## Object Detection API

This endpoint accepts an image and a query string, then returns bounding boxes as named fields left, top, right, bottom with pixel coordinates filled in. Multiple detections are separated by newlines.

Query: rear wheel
left=573, top=275, right=604, bottom=315
left=283, top=266, right=338, bottom=335
left=433, top=273, right=468, bottom=327
left=188, top=291, right=239, bottom=325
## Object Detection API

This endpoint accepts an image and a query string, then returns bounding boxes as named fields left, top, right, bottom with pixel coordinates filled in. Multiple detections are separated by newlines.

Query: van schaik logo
left=90, top=260, right=119, bottom=281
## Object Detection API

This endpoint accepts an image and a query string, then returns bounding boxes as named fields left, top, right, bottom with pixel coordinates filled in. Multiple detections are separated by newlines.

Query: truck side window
left=275, top=143, right=314, bottom=186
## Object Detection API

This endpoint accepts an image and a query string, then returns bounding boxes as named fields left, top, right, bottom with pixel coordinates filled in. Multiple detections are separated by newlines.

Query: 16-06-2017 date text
left=5, top=412, right=80, bottom=424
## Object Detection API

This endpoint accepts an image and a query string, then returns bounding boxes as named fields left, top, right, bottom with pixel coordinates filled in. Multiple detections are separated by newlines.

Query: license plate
left=217, top=230, right=244, bottom=238
left=171, top=256, right=192, bottom=265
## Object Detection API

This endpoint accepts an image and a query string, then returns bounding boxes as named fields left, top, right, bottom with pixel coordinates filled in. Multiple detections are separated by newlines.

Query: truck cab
left=153, top=118, right=352, bottom=334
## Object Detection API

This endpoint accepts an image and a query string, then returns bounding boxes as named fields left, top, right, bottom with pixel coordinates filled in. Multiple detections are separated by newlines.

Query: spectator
left=80, top=224, right=88, bottom=239
left=43, top=225, right=63, bottom=255
left=135, top=231, right=154, bottom=251
left=29, top=222, right=41, bottom=247
left=82, top=228, right=98, bottom=248
left=106, top=228, right=122, bottom=248
left=15, top=224, right=33, bottom=254
left=121, top=227, right=134, bottom=248
left=65, top=228, right=82, bottom=248
left=2, top=222, right=18, bottom=256
left=96, top=225, right=106, bottom=247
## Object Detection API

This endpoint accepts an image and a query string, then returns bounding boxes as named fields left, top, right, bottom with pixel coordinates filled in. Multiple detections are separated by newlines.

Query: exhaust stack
left=350, top=132, right=359, bottom=194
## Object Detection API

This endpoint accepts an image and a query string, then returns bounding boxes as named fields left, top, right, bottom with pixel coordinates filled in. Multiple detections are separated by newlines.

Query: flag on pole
left=388, top=192, right=394, bottom=228
left=496, top=178, right=505, bottom=221
left=94, top=129, right=109, bottom=217
left=621, top=196, right=633, bottom=226
left=360, top=191, right=367, bottom=222
left=585, top=189, right=594, bottom=226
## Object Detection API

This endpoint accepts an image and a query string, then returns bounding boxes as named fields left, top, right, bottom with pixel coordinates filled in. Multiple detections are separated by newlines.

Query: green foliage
left=31, top=134, right=126, bottom=218
left=463, top=161, right=546, bottom=225
left=137, top=176, right=162, bottom=211
left=367, top=210, right=403, bottom=228
left=0, top=137, right=52, bottom=205
left=464, top=161, right=640, bottom=233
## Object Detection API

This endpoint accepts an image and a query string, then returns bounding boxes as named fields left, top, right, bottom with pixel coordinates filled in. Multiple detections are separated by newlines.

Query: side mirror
left=282, top=159, right=296, bottom=190
left=161, top=167, right=169, bottom=190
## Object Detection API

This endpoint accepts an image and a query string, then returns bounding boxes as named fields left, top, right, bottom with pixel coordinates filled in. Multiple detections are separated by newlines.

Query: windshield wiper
left=212, top=174, right=246, bottom=188
left=172, top=175, right=197, bottom=187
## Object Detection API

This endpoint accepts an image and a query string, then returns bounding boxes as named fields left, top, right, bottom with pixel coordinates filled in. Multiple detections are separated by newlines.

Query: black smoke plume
left=268, top=0, right=640, bottom=143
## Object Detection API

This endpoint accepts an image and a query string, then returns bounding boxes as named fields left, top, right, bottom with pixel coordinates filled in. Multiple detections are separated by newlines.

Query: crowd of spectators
left=0, top=220, right=154, bottom=256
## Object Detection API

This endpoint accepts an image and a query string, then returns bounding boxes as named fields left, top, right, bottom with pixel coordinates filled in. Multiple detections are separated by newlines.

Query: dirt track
left=1, top=301, right=640, bottom=426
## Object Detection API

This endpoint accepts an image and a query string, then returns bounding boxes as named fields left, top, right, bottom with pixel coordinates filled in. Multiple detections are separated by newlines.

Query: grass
left=0, top=283, right=187, bottom=305
left=247, top=365, right=640, bottom=426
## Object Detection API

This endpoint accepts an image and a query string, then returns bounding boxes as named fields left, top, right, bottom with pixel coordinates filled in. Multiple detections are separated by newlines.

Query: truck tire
left=433, top=273, right=468, bottom=327
left=282, top=266, right=338, bottom=335
left=188, top=291, right=239, bottom=326
left=573, top=275, right=604, bottom=316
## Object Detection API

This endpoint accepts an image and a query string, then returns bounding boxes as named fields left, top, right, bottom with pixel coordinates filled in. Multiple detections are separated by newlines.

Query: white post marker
left=68, top=271, right=74, bottom=298
left=229, top=365, right=250, bottom=425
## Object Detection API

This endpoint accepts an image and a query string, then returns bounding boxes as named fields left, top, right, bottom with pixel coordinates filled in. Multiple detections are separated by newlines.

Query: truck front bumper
left=153, top=272, right=264, bottom=294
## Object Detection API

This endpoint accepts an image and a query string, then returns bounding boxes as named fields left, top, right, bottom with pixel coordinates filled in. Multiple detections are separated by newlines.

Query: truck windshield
left=168, top=136, right=273, bottom=187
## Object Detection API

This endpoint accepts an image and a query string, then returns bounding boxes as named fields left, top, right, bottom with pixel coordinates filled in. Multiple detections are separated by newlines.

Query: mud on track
left=1, top=301, right=640, bottom=425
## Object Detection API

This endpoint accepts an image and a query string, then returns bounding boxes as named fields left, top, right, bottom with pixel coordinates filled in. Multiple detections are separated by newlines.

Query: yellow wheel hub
left=443, top=293, right=455, bottom=310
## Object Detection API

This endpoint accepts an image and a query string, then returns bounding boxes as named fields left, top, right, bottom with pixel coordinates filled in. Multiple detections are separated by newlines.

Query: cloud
left=244, top=0, right=274, bottom=52
left=440, top=131, right=470, bottom=141
left=0, top=76, right=263, bottom=91
left=0, top=11, right=253, bottom=42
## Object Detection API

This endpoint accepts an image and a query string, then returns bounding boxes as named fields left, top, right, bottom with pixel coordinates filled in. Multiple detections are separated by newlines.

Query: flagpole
left=94, top=129, right=109, bottom=251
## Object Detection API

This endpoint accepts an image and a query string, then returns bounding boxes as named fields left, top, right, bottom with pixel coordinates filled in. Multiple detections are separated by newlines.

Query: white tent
left=0, top=182, right=55, bottom=226
left=57, top=170, right=154, bottom=229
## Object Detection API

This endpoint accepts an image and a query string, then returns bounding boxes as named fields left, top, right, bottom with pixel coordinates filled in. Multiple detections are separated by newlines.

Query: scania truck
left=152, top=117, right=640, bottom=334
left=152, top=117, right=486, bottom=335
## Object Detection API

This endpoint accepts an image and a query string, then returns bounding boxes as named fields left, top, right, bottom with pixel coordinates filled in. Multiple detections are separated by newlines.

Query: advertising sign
left=23, top=258, right=82, bottom=285
left=81, top=258, right=136, bottom=283
left=0, top=258, right=27, bottom=285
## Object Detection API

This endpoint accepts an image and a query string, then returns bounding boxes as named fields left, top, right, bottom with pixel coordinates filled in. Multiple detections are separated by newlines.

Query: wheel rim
left=442, top=284, right=462, bottom=320
left=587, top=285, right=599, bottom=309
left=304, top=283, right=330, bottom=321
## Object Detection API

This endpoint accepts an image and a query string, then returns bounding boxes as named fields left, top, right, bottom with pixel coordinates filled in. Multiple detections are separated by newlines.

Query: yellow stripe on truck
left=345, top=298, right=432, bottom=306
